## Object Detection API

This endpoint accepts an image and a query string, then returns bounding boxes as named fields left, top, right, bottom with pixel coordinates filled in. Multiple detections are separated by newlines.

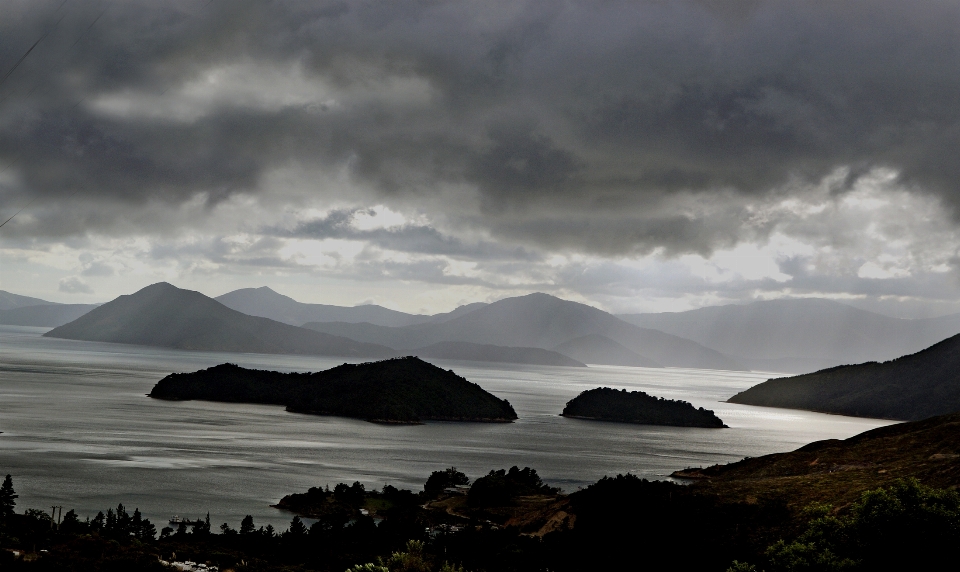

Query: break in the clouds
left=2, top=0, right=960, bottom=315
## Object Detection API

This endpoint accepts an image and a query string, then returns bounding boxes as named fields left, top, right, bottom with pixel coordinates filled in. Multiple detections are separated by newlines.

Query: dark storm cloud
left=280, top=208, right=542, bottom=260
left=2, top=0, right=960, bottom=255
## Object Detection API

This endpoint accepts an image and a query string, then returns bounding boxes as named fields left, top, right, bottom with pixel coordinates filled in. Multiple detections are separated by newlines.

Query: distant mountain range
left=44, top=283, right=393, bottom=358
left=215, top=286, right=486, bottom=327
left=728, top=331, right=960, bottom=420
left=304, top=293, right=745, bottom=371
left=0, top=290, right=101, bottom=327
left=413, top=341, right=586, bottom=367
left=619, top=298, right=960, bottom=373
left=0, top=303, right=101, bottom=327
left=0, top=290, right=53, bottom=311
left=25, top=283, right=960, bottom=375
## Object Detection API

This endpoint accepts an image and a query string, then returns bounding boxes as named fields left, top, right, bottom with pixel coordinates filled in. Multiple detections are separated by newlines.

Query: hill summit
left=44, top=282, right=393, bottom=358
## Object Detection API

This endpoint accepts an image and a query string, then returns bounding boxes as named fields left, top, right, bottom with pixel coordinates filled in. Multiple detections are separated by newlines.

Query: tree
left=60, top=509, right=84, bottom=534
left=240, top=515, right=255, bottom=535
left=467, top=466, right=557, bottom=507
left=193, top=512, right=211, bottom=536
left=91, top=511, right=105, bottom=532
left=765, top=479, right=960, bottom=571
left=0, top=474, right=17, bottom=517
left=424, top=468, right=470, bottom=496
left=287, top=515, right=308, bottom=537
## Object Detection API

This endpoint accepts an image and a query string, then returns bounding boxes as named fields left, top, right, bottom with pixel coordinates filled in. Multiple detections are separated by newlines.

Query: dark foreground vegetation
left=149, top=357, right=518, bottom=424
left=561, top=387, right=726, bottom=427
left=729, top=331, right=960, bottom=420
left=3, top=413, right=960, bottom=571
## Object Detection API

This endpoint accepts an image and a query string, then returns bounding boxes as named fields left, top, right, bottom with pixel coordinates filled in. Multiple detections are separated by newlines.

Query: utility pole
left=49, top=505, right=62, bottom=529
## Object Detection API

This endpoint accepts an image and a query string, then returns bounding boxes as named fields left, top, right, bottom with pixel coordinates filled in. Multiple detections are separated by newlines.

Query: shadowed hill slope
left=149, top=356, right=517, bottom=424
left=215, top=286, right=488, bottom=327
left=44, top=282, right=394, bottom=358
left=413, top=341, right=586, bottom=367
left=552, top=334, right=660, bottom=367
left=305, top=293, right=744, bottom=371
left=215, top=286, right=430, bottom=327
left=678, top=412, right=960, bottom=510
left=729, top=332, right=960, bottom=420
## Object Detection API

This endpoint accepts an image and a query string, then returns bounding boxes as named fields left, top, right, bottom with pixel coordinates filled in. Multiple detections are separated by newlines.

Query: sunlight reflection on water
left=0, top=325, right=894, bottom=529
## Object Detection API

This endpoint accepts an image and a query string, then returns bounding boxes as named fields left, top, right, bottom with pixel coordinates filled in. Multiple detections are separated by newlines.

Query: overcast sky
left=2, top=0, right=960, bottom=317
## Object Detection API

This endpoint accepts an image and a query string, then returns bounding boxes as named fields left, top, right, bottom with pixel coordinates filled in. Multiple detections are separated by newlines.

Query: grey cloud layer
left=2, top=0, right=960, bottom=255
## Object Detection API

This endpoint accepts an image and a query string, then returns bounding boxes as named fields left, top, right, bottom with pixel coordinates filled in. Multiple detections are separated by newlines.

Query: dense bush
left=467, top=467, right=558, bottom=507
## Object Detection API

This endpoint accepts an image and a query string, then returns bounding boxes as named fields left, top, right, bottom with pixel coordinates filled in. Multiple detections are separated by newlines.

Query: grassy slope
left=680, top=412, right=960, bottom=509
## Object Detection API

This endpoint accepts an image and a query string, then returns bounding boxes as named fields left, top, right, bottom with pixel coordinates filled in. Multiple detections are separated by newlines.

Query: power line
left=0, top=12, right=67, bottom=89
left=0, top=0, right=220, bottom=232
left=0, top=197, right=38, bottom=230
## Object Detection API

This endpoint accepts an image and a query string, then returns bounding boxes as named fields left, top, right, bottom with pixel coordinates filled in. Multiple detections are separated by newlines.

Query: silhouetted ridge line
left=729, top=330, right=960, bottom=420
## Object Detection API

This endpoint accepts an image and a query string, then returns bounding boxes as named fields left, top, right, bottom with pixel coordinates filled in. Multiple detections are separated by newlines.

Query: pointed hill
left=728, top=332, right=960, bottom=420
left=304, top=293, right=744, bottom=371
left=620, top=298, right=960, bottom=373
left=44, top=282, right=394, bottom=358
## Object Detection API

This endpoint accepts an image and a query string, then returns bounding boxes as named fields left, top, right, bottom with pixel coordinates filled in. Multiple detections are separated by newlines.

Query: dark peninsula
left=149, top=356, right=518, bottom=424
left=561, top=387, right=726, bottom=427
left=728, top=331, right=960, bottom=420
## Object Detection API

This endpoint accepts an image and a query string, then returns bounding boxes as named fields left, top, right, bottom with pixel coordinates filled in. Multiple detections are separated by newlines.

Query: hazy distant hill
left=305, top=293, right=744, bottom=371
left=45, top=282, right=393, bottom=358
left=728, top=332, right=960, bottom=420
left=215, top=286, right=486, bottom=327
left=552, top=334, right=661, bottom=367
left=619, top=299, right=960, bottom=373
left=0, top=303, right=99, bottom=327
left=413, top=341, right=586, bottom=367
left=0, top=290, right=54, bottom=311
left=149, top=357, right=518, bottom=423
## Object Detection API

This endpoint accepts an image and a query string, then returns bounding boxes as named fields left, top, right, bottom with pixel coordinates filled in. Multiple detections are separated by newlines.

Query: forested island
left=149, top=356, right=517, bottom=424
left=561, top=387, right=726, bottom=428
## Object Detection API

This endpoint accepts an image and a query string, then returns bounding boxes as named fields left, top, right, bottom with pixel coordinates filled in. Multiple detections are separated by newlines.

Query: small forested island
left=561, top=387, right=726, bottom=428
left=149, top=356, right=517, bottom=424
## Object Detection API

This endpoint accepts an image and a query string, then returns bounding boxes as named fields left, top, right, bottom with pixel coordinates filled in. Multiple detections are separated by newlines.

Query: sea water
left=0, top=325, right=893, bottom=529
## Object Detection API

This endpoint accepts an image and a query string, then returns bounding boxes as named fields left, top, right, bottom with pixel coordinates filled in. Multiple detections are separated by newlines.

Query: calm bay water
left=0, top=325, right=893, bottom=529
